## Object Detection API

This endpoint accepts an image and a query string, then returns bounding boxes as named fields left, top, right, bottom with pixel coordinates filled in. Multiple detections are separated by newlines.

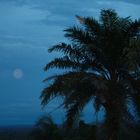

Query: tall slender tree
left=41, top=9, right=140, bottom=140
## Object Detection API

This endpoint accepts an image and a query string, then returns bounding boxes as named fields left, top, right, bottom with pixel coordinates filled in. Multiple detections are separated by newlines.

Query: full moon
left=13, top=69, right=23, bottom=79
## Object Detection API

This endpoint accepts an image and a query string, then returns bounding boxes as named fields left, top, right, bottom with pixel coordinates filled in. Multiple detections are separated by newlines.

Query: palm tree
left=41, top=9, right=140, bottom=140
left=32, top=115, right=62, bottom=140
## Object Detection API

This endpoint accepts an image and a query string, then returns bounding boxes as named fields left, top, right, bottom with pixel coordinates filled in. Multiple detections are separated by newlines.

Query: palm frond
left=44, top=56, right=82, bottom=71
left=41, top=71, right=107, bottom=107
left=127, top=19, right=140, bottom=37
left=100, top=9, right=118, bottom=29
left=64, top=26, right=93, bottom=45
left=76, top=15, right=101, bottom=37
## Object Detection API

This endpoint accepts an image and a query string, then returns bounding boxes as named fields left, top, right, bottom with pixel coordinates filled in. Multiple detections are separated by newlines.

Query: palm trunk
left=105, top=101, right=121, bottom=140
left=103, top=82, right=123, bottom=140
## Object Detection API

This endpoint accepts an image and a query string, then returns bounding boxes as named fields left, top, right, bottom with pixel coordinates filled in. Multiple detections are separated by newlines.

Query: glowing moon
left=13, top=69, right=23, bottom=79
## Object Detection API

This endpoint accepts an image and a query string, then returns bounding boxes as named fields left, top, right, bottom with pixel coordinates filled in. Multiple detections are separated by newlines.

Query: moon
left=13, top=69, right=23, bottom=79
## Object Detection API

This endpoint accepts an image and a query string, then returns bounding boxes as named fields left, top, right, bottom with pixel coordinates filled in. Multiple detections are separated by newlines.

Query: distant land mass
left=0, top=125, right=34, bottom=140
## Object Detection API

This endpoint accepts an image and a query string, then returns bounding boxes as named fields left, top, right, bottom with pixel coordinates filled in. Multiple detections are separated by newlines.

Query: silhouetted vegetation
left=41, top=9, right=140, bottom=140
left=0, top=116, right=140, bottom=140
left=31, top=115, right=140, bottom=140
left=31, top=115, right=62, bottom=140
left=31, top=115, right=97, bottom=140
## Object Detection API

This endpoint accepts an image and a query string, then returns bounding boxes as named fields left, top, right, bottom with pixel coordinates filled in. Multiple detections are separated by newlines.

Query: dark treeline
left=0, top=115, right=140, bottom=140
left=31, top=115, right=140, bottom=140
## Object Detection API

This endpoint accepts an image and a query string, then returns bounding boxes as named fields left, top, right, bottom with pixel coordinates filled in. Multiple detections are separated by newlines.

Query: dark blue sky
left=0, top=0, right=140, bottom=126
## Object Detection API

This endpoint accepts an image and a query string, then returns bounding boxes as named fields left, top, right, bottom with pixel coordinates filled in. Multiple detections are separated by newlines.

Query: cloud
left=113, top=0, right=140, bottom=5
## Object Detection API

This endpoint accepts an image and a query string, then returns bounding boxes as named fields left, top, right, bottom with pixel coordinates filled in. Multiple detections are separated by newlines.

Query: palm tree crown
left=41, top=9, right=140, bottom=140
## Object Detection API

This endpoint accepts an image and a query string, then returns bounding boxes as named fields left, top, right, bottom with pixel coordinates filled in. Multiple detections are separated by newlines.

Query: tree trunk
left=102, top=82, right=124, bottom=140
left=104, top=100, right=122, bottom=140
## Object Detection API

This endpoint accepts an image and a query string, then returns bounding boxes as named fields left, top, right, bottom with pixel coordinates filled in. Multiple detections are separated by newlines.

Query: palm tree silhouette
left=41, top=9, right=140, bottom=140
left=32, top=115, right=62, bottom=140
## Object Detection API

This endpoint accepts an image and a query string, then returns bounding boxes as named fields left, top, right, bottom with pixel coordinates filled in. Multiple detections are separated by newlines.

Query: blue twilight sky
left=0, top=0, right=140, bottom=126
